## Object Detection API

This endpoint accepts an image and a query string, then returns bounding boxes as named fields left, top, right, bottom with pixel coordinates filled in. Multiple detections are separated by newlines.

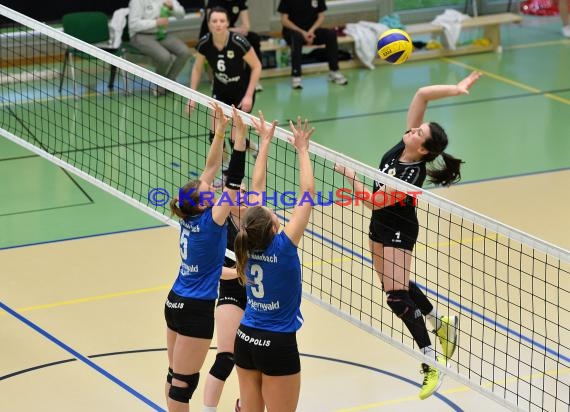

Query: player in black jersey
left=199, top=0, right=263, bottom=91
left=335, top=71, right=481, bottom=400
left=186, top=7, right=262, bottom=172
left=202, top=185, right=248, bottom=412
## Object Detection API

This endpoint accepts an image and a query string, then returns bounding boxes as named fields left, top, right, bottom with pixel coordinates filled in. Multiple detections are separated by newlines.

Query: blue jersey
left=241, top=231, right=303, bottom=333
left=172, top=208, right=227, bottom=300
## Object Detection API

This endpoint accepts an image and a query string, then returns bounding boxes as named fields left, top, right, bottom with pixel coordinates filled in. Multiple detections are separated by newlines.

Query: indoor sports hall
left=1, top=4, right=569, bottom=412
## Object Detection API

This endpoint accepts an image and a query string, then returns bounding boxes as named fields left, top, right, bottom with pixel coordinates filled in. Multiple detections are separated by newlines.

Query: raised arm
left=212, top=106, right=247, bottom=225
left=250, top=111, right=278, bottom=200
left=407, top=71, right=482, bottom=129
left=199, top=102, right=229, bottom=187
left=283, top=117, right=315, bottom=246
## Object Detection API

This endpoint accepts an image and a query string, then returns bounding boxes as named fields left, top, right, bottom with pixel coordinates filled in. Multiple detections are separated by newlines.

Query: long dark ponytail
left=423, top=122, right=464, bottom=186
left=234, top=206, right=276, bottom=285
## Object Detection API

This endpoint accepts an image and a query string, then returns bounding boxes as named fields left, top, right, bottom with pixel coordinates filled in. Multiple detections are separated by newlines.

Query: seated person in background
left=277, top=0, right=348, bottom=89
left=199, top=0, right=264, bottom=91
left=128, top=0, right=191, bottom=95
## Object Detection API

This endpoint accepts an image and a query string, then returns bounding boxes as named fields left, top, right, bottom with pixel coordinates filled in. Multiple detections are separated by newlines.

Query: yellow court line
left=442, top=58, right=570, bottom=106
left=0, top=284, right=169, bottom=316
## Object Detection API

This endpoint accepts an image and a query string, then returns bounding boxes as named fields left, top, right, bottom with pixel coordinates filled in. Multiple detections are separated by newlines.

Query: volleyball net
left=2, top=5, right=569, bottom=411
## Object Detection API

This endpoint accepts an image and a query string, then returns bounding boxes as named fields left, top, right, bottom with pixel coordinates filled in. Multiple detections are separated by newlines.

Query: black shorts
left=212, top=87, right=256, bottom=113
left=164, top=290, right=215, bottom=339
left=234, top=324, right=300, bottom=376
left=217, top=278, right=247, bottom=310
left=369, top=206, right=419, bottom=251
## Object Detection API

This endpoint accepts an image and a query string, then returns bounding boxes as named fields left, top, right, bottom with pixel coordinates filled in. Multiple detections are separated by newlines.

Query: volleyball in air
left=377, top=29, right=413, bottom=65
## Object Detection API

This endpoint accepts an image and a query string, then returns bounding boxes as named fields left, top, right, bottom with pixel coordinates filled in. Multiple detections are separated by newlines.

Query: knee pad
left=209, top=352, right=235, bottom=381
left=168, top=372, right=199, bottom=403
left=386, top=290, right=420, bottom=321
left=166, top=367, right=173, bottom=384
left=387, top=290, right=431, bottom=348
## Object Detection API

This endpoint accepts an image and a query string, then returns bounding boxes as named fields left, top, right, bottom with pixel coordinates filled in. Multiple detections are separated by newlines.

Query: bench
left=258, top=12, right=522, bottom=78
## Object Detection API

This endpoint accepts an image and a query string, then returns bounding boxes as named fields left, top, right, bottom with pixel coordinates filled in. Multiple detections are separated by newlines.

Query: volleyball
left=377, top=29, right=413, bottom=65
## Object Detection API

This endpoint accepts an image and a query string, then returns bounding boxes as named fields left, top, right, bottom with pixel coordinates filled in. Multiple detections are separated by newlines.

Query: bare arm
left=334, top=165, right=403, bottom=211
left=199, top=102, right=229, bottom=186
left=185, top=53, right=205, bottom=114
left=407, top=71, right=482, bottom=129
left=250, top=111, right=278, bottom=203
left=238, top=49, right=262, bottom=113
left=284, top=117, right=315, bottom=246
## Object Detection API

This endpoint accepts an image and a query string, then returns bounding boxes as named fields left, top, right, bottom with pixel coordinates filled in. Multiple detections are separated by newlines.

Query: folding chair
left=58, top=11, right=121, bottom=93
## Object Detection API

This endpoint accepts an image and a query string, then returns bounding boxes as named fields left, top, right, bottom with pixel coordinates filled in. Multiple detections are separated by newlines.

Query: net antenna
left=2, top=5, right=569, bottom=411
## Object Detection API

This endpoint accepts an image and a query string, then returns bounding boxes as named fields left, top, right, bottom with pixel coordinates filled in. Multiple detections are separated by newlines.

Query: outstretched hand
left=457, top=71, right=482, bottom=95
left=252, top=110, right=278, bottom=145
left=212, top=102, right=230, bottom=136
left=289, top=116, right=314, bottom=153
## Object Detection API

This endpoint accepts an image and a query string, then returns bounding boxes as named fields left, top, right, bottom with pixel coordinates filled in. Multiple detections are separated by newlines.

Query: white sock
left=421, top=345, right=437, bottom=361
left=203, top=407, right=217, bottom=412
left=426, top=308, right=441, bottom=331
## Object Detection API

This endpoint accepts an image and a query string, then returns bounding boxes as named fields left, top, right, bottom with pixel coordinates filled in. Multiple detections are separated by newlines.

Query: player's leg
left=235, top=367, right=264, bottom=412
left=168, top=335, right=211, bottom=412
left=261, top=373, right=301, bottom=412
left=408, top=281, right=458, bottom=360
left=203, top=293, right=245, bottom=409
left=234, top=325, right=265, bottom=412
left=381, top=245, right=445, bottom=400
left=165, top=327, right=177, bottom=402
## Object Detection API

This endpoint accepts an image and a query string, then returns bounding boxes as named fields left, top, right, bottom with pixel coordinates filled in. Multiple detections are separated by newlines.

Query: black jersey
left=370, top=140, right=426, bottom=249
left=196, top=32, right=252, bottom=97
left=373, top=140, right=426, bottom=193
left=200, top=0, right=248, bottom=37
left=372, top=140, right=426, bottom=213
left=223, top=213, right=239, bottom=267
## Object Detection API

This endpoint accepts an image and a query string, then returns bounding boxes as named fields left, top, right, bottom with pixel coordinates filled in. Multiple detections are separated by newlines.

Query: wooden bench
left=258, top=12, right=522, bottom=78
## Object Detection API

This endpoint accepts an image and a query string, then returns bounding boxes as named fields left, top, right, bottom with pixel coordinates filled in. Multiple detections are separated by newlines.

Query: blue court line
left=2, top=211, right=567, bottom=366
left=0, top=300, right=165, bottom=411
left=275, top=212, right=570, bottom=366
left=1, top=346, right=462, bottom=410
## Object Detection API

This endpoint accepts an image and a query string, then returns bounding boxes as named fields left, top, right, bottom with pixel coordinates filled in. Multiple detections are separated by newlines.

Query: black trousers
left=282, top=28, right=339, bottom=77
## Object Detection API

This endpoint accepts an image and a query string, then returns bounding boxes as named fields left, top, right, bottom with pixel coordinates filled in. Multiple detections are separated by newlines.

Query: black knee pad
left=386, top=290, right=417, bottom=318
left=209, top=352, right=235, bottom=381
left=168, top=372, right=200, bottom=403
left=387, top=290, right=431, bottom=348
left=166, top=367, right=173, bottom=384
